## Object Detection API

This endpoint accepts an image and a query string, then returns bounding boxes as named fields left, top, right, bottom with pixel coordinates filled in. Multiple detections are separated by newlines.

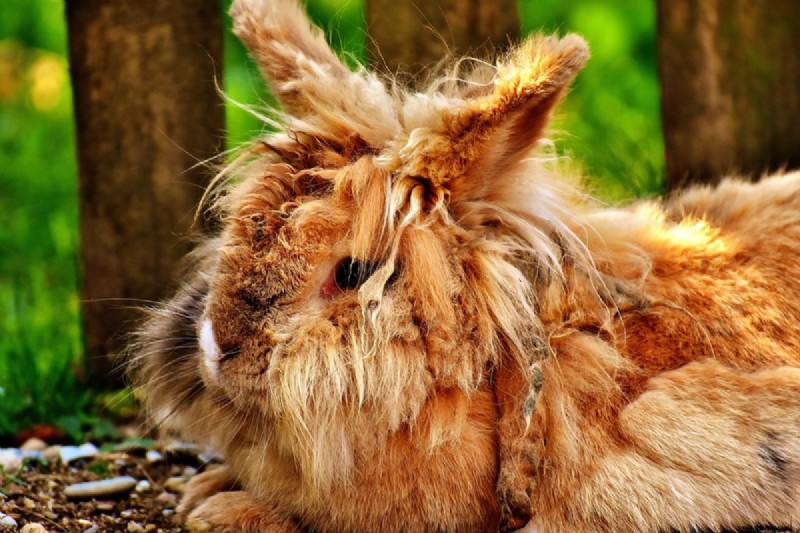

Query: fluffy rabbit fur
left=129, top=0, right=800, bottom=531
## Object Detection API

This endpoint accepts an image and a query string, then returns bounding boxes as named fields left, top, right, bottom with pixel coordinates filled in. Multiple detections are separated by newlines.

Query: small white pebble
left=145, top=450, right=163, bottom=464
left=127, top=522, right=145, bottom=533
left=163, top=476, right=186, bottom=494
left=0, top=512, right=18, bottom=530
left=59, top=442, right=99, bottom=464
left=65, top=476, right=137, bottom=499
left=162, top=509, right=174, bottom=516
left=120, top=510, right=133, bottom=518
left=20, top=437, right=47, bottom=452
left=135, top=480, right=151, bottom=493
left=20, top=523, right=48, bottom=533
left=20, top=450, right=44, bottom=463
left=0, top=448, right=22, bottom=471
left=156, top=491, right=176, bottom=505
left=164, top=441, right=199, bottom=455
left=182, top=466, right=197, bottom=477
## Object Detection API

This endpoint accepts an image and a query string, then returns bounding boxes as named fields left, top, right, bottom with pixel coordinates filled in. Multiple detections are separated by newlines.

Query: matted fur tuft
left=129, top=1, right=800, bottom=532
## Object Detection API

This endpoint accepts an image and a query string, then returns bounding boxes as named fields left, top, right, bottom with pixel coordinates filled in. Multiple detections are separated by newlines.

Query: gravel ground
left=0, top=437, right=215, bottom=533
left=2, top=438, right=798, bottom=533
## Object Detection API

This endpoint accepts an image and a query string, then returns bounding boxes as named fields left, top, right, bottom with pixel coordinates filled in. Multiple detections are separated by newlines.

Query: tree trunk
left=366, top=0, right=520, bottom=81
left=66, top=1, right=223, bottom=387
left=658, top=0, right=800, bottom=190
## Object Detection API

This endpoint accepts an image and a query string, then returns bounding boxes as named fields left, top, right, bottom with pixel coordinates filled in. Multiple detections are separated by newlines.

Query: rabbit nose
left=199, top=318, right=223, bottom=381
left=199, top=318, right=241, bottom=370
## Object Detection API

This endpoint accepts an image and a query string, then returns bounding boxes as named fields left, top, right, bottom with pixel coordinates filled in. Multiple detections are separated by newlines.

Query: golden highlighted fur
left=128, top=0, right=800, bottom=531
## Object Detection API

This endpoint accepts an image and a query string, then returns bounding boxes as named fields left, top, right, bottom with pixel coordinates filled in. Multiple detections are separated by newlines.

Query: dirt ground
left=0, top=445, right=195, bottom=532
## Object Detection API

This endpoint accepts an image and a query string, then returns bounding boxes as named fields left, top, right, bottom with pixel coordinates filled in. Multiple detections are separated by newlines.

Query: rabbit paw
left=185, top=490, right=300, bottom=533
left=177, top=465, right=238, bottom=519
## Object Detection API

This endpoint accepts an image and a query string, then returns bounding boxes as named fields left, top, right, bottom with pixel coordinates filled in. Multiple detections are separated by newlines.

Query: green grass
left=0, top=34, right=125, bottom=439
left=0, top=2, right=86, bottom=437
left=0, top=0, right=663, bottom=438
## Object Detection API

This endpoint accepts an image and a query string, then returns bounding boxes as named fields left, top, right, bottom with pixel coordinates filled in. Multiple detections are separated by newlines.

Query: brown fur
left=127, top=1, right=800, bottom=531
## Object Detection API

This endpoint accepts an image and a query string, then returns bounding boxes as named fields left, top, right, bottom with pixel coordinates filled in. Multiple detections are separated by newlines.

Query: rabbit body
left=129, top=0, right=800, bottom=531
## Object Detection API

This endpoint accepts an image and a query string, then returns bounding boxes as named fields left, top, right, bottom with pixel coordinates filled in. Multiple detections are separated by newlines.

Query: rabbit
left=127, top=0, right=800, bottom=531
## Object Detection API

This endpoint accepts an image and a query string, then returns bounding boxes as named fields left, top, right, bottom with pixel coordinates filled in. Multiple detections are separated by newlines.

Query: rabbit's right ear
left=396, top=34, right=588, bottom=203
left=231, top=0, right=398, bottom=147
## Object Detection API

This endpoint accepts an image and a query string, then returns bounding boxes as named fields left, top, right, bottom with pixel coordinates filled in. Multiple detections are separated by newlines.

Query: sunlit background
left=0, top=0, right=662, bottom=438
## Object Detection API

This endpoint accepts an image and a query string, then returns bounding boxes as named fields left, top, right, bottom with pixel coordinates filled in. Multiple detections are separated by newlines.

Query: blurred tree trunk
left=658, top=0, right=800, bottom=190
left=66, top=1, right=223, bottom=388
left=365, top=0, right=520, bottom=81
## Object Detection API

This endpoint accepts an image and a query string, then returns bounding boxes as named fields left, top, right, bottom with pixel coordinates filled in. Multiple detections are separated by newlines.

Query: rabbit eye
left=334, top=257, right=377, bottom=291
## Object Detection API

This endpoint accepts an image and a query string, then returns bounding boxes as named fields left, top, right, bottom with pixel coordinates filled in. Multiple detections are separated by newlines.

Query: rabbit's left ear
left=231, top=0, right=398, bottom=147
left=401, top=34, right=589, bottom=201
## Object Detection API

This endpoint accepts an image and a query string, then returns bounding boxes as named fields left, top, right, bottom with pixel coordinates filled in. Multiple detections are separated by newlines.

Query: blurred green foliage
left=0, top=0, right=86, bottom=437
left=0, top=0, right=663, bottom=437
left=521, top=0, right=663, bottom=199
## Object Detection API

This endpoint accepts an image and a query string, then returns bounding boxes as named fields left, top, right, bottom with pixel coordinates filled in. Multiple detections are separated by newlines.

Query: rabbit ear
left=401, top=34, right=589, bottom=200
left=230, top=0, right=398, bottom=146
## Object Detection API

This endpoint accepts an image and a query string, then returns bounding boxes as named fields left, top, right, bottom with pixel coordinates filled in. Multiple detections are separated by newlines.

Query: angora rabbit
left=129, top=0, right=800, bottom=531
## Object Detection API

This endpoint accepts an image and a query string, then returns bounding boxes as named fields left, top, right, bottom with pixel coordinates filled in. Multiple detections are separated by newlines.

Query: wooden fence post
left=658, top=0, right=800, bottom=189
left=365, top=0, right=520, bottom=80
left=66, top=1, right=223, bottom=387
